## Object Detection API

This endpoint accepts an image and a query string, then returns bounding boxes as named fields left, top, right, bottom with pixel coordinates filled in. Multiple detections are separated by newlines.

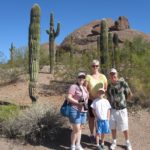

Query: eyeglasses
left=78, top=76, right=85, bottom=79
left=92, top=65, right=99, bottom=68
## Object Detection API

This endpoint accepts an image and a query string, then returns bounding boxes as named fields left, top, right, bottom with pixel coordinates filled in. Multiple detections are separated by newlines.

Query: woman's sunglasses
left=92, top=65, right=99, bottom=68
left=78, top=75, right=85, bottom=79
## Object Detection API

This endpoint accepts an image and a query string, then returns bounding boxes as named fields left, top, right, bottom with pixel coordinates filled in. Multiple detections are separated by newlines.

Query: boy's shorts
left=69, top=106, right=87, bottom=124
left=110, top=108, right=128, bottom=131
left=96, top=119, right=110, bottom=134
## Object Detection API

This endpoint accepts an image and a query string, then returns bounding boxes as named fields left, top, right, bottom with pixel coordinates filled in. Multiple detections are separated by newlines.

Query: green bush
left=0, top=104, right=20, bottom=122
left=1, top=102, right=65, bottom=144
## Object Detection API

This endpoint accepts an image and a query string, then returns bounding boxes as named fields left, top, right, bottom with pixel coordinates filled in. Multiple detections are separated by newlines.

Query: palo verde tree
left=28, top=4, right=41, bottom=103
left=100, top=19, right=109, bottom=74
left=46, top=13, right=60, bottom=74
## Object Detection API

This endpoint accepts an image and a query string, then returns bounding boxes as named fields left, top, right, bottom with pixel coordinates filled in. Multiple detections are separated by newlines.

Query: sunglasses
left=92, top=65, right=99, bottom=68
left=78, top=75, right=85, bottom=79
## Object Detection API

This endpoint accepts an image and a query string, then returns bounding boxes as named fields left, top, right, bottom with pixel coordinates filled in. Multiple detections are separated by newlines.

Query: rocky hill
left=60, top=16, right=150, bottom=52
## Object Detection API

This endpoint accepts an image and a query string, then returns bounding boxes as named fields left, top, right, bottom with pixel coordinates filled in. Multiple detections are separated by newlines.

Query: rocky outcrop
left=60, top=16, right=150, bottom=52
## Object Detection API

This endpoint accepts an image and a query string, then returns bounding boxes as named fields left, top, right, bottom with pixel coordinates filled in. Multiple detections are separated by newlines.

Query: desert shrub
left=39, top=48, right=49, bottom=67
left=1, top=102, right=65, bottom=144
left=0, top=67, right=21, bottom=84
left=55, top=50, right=99, bottom=81
left=0, top=104, right=20, bottom=122
left=118, top=37, right=150, bottom=107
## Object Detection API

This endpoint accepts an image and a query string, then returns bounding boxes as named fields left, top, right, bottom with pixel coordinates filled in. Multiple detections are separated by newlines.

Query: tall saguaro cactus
left=113, top=33, right=119, bottom=69
left=69, top=35, right=74, bottom=66
left=108, top=32, right=114, bottom=67
left=28, top=4, right=41, bottom=103
left=97, top=36, right=100, bottom=59
left=9, top=42, right=15, bottom=65
left=100, top=19, right=108, bottom=74
left=46, top=13, right=60, bottom=74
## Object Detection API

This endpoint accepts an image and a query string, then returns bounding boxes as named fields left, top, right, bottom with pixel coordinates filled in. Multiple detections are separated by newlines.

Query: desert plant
left=108, top=32, right=113, bottom=68
left=97, top=36, right=100, bottom=59
left=69, top=35, right=74, bottom=66
left=46, top=13, right=60, bottom=74
left=100, top=19, right=109, bottom=74
left=1, top=102, right=64, bottom=144
left=9, top=43, right=15, bottom=66
left=113, top=32, right=120, bottom=69
left=28, top=4, right=41, bottom=103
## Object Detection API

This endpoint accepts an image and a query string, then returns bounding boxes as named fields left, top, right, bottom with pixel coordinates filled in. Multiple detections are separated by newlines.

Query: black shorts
left=88, top=99, right=95, bottom=118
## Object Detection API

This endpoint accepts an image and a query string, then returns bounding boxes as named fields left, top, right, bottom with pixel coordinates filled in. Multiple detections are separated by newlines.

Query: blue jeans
left=69, top=106, right=87, bottom=124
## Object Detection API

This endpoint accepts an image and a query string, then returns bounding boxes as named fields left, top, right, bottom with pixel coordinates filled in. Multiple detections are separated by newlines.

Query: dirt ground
left=0, top=72, right=150, bottom=150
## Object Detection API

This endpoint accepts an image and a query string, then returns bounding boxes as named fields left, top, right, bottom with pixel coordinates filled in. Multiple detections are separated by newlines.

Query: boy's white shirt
left=91, top=98, right=111, bottom=120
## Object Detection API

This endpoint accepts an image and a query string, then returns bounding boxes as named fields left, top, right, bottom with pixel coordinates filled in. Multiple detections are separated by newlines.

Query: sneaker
left=89, top=135, right=95, bottom=143
left=70, top=145, right=76, bottom=150
left=110, top=142, right=117, bottom=150
left=101, top=144, right=105, bottom=149
left=126, top=142, right=132, bottom=150
left=75, top=144, right=84, bottom=150
left=96, top=145, right=102, bottom=150
left=96, top=144, right=105, bottom=150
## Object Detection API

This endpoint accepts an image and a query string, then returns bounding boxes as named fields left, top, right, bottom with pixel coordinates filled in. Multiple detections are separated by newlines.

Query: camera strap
left=76, top=82, right=84, bottom=100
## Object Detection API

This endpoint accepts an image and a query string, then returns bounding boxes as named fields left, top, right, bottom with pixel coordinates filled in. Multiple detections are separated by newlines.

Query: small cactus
left=46, top=13, right=60, bottom=74
left=9, top=43, right=15, bottom=65
left=28, top=4, right=41, bottom=103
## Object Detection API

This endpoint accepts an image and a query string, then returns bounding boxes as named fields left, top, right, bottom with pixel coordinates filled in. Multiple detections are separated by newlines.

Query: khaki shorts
left=110, top=108, right=128, bottom=131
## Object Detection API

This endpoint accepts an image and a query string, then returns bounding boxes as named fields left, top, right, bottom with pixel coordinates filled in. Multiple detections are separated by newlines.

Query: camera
left=79, top=97, right=88, bottom=111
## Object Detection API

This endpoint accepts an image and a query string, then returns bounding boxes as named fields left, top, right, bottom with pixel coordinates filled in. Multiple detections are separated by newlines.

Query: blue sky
left=0, top=0, right=150, bottom=61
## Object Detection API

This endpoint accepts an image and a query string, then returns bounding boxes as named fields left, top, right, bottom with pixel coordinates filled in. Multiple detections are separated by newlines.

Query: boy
left=91, top=88, right=111, bottom=150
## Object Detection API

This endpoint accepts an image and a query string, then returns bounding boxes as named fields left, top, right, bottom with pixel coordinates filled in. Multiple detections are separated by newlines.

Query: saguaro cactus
left=46, top=13, right=60, bottom=74
left=9, top=43, right=15, bottom=65
left=100, top=19, right=108, bottom=74
left=97, top=36, right=100, bottom=59
left=28, top=4, right=41, bottom=103
left=108, top=32, right=114, bottom=67
left=69, top=35, right=74, bottom=66
left=113, top=33, right=119, bottom=69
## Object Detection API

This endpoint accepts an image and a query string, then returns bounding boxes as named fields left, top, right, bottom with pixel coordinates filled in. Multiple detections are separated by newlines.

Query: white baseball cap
left=98, top=87, right=105, bottom=93
left=110, top=68, right=117, bottom=74
left=78, top=72, right=86, bottom=77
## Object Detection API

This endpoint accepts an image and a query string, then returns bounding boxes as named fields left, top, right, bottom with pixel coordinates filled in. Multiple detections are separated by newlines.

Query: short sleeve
left=106, top=100, right=111, bottom=109
left=90, top=101, right=95, bottom=109
left=68, top=84, right=76, bottom=96
left=86, top=74, right=91, bottom=82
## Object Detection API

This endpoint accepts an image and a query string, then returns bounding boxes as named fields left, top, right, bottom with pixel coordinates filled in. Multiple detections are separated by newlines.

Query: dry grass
left=1, top=102, right=66, bottom=144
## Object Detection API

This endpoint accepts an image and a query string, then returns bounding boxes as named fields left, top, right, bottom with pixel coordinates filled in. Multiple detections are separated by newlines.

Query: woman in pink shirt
left=67, top=72, right=89, bottom=150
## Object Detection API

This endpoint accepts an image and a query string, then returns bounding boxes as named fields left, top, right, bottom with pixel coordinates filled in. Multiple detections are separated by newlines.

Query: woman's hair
left=91, top=59, right=100, bottom=66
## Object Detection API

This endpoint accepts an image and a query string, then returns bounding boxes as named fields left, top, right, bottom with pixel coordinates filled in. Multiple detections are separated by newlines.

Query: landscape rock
left=60, top=16, right=150, bottom=52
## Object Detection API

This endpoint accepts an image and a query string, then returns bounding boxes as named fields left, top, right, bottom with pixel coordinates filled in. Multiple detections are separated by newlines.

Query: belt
left=112, top=107, right=126, bottom=110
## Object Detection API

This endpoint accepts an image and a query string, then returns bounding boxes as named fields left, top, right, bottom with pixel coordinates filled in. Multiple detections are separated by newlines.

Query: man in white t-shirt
left=91, top=88, right=111, bottom=150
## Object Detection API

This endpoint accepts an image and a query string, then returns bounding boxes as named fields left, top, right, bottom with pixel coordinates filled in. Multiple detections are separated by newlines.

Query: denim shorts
left=96, top=119, right=110, bottom=134
left=69, top=106, right=87, bottom=124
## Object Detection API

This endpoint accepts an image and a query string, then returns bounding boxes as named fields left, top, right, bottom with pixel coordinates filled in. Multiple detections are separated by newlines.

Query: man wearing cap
left=107, top=68, right=132, bottom=150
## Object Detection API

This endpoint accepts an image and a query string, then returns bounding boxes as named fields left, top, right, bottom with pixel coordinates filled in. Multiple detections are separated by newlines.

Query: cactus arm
left=46, top=30, right=50, bottom=35
left=54, top=22, right=60, bottom=37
